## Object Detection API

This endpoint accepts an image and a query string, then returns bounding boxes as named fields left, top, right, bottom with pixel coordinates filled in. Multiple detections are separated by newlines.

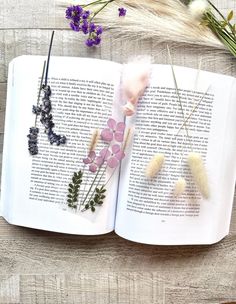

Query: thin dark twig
left=45, top=31, right=55, bottom=86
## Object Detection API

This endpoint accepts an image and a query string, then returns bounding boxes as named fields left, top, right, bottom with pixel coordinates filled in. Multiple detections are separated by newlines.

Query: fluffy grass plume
left=122, top=127, right=133, bottom=152
left=174, top=177, right=186, bottom=197
left=145, top=153, right=165, bottom=178
left=92, top=0, right=223, bottom=49
left=188, top=152, right=209, bottom=199
left=88, top=129, right=100, bottom=152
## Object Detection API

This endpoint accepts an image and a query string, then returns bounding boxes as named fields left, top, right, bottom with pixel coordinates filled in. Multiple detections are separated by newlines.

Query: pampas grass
left=188, top=152, right=209, bottom=199
left=145, top=153, right=165, bottom=178
left=93, top=0, right=223, bottom=49
left=174, top=177, right=186, bottom=196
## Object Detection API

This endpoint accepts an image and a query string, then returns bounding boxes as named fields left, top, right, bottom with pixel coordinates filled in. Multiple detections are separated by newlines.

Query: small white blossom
left=189, top=0, right=209, bottom=19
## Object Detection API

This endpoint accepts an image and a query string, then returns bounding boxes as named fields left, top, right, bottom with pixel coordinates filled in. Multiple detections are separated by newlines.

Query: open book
left=1, top=55, right=236, bottom=245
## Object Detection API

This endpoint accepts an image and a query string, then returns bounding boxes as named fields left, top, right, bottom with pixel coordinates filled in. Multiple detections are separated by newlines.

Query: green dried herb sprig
left=67, top=171, right=83, bottom=209
left=82, top=185, right=106, bottom=212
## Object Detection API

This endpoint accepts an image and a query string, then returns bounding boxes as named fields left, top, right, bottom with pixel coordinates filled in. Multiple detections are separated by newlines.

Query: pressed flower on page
left=122, top=56, right=151, bottom=116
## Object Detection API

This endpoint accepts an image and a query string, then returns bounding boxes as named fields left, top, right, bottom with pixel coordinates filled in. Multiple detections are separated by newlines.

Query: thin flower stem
left=45, top=31, right=54, bottom=86
left=81, top=165, right=102, bottom=206
left=34, top=61, right=46, bottom=127
left=104, top=167, right=117, bottom=187
left=167, top=46, right=193, bottom=152
left=91, top=0, right=114, bottom=20
left=82, top=0, right=108, bottom=8
left=80, top=143, right=110, bottom=206
left=175, top=87, right=210, bottom=136
left=86, top=165, right=107, bottom=205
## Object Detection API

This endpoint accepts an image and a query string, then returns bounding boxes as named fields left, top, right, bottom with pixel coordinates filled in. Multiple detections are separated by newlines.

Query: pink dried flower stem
left=80, top=151, right=108, bottom=208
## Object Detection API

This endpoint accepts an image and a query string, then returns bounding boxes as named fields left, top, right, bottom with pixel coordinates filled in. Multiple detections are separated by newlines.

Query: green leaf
left=233, top=24, right=236, bottom=33
left=91, top=206, right=96, bottom=212
left=100, top=195, right=105, bottom=200
left=90, top=200, right=95, bottom=206
left=200, top=20, right=209, bottom=26
left=227, top=10, right=234, bottom=22
left=67, top=194, right=72, bottom=198
left=85, top=204, right=89, bottom=210
left=69, top=183, right=73, bottom=189
left=97, top=201, right=103, bottom=205
left=100, top=189, right=106, bottom=193
left=73, top=198, right=77, bottom=203
left=95, top=187, right=99, bottom=193
left=67, top=199, right=72, bottom=203
left=68, top=188, right=73, bottom=193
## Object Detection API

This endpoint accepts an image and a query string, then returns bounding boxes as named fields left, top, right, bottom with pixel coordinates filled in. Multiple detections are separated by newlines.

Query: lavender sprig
left=27, top=61, right=46, bottom=155
left=28, top=31, right=67, bottom=155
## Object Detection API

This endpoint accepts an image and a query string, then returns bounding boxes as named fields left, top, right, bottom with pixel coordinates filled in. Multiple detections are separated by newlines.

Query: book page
left=115, top=64, right=236, bottom=245
left=1, top=55, right=123, bottom=235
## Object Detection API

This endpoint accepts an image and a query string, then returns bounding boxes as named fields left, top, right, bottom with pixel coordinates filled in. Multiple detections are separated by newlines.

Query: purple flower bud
left=94, top=36, right=101, bottom=46
left=118, top=7, right=126, bottom=17
left=70, top=22, right=80, bottom=32
left=96, top=25, right=103, bottom=35
left=82, top=20, right=89, bottom=34
left=82, top=10, right=90, bottom=19
left=89, top=23, right=96, bottom=33
left=86, top=38, right=94, bottom=47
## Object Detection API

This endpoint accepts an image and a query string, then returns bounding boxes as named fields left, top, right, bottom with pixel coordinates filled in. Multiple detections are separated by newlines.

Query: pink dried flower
left=122, top=56, right=151, bottom=116
left=100, top=144, right=125, bottom=168
left=101, top=118, right=125, bottom=142
left=83, top=151, right=103, bottom=173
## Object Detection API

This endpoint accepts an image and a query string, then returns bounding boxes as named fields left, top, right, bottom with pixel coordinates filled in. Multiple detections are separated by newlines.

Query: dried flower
left=27, top=127, right=39, bottom=155
left=122, top=56, right=151, bottom=116
left=188, top=152, right=209, bottom=199
left=83, top=151, right=104, bottom=173
left=118, top=7, right=126, bottom=17
left=101, top=118, right=125, bottom=142
left=65, top=4, right=104, bottom=47
left=174, top=177, right=186, bottom=197
left=100, top=144, right=125, bottom=168
left=188, top=0, right=209, bottom=19
left=122, top=127, right=133, bottom=152
left=145, top=153, right=165, bottom=178
left=88, top=129, right=100, bottom=153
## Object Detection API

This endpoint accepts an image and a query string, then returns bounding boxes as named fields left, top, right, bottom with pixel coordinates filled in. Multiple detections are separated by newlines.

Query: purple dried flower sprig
left=27, top=61, right=46, bottom=155
left=28, top=31, right=67, bottom=156
left=66, top=4, right=103, bottom=47
left=65, top=1, right=127, bottom=47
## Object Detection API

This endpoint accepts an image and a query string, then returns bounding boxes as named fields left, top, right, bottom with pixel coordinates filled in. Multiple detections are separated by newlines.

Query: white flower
left=189, top=0, right=209, bottom=19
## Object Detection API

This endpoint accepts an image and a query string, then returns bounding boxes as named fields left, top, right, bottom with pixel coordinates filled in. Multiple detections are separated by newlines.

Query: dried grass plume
left=145, top=153, right=165, bottom=178
left=174, top=177, right=186, bottom=197
left=93, top=0, right=223, bottom=49
left=88, top=129, right=100, bottom=152
left=188, top=152, right=209, bottom=199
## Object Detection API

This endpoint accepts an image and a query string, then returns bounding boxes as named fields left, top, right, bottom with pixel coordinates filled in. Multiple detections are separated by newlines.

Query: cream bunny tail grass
left=88, top=129, right=100, bottom=152
left=93, top=0, right=223, bottom=49
left=145, top=153, right=165, bottom=178
left=187, top=152, right=210, bottom=199
left=174, top=177, right=186, bottom=197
